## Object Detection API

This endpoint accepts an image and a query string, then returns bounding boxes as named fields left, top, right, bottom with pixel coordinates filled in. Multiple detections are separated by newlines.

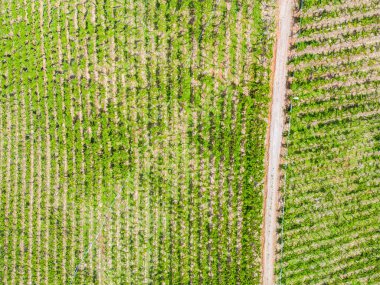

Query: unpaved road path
left=262, top=0, right=294, bottom=284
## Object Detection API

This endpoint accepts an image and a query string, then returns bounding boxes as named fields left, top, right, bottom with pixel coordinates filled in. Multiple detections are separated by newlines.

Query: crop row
left=0, top=0, right=275, bottom=284
left=299, top=0, right=378, bottom=17
left=277, top=0, right=380, bottom=284
left=297, top=8, right=379, bottom=37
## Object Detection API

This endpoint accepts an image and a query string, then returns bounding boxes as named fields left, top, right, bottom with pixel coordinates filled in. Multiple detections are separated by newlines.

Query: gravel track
left=262, top=0, right=294, bottom=284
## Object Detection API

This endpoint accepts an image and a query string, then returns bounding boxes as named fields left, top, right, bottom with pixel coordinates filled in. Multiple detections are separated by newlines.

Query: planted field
left=278, top=0, right=380, bottom=284
left=0, top=0, right=275, bottom=284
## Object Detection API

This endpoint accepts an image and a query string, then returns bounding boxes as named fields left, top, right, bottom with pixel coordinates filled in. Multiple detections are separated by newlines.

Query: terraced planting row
left=0, top=0, right=275, bottom=284
left=278, top=0, right=380, bottom=284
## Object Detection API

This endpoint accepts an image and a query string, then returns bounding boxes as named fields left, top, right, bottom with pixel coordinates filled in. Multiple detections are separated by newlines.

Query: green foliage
left=278, top=1, right=380, bottom=284
left=0, top=0, right=275, bottom=284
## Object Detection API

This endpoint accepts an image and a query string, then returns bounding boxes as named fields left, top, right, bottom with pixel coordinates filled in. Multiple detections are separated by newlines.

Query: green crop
left=0, top=0, right=275, bottom=284
left=277, top=1, right=380, bottom=284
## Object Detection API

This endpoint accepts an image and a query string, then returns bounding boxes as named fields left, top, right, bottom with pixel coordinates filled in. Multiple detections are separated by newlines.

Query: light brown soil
left=262, top=0, right=294, bottom=284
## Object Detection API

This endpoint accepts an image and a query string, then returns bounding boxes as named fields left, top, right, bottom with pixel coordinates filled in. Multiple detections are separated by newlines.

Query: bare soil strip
left=262, top=0, right=294, bottom=284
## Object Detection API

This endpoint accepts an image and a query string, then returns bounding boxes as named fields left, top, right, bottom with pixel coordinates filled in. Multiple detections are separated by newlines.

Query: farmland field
left=0, top=0, right=276, bottom=284
left=278, top=0, right=380, bottom=284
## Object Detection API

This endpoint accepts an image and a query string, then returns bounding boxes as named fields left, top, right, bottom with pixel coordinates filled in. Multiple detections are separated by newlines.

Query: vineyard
left=1, top=0, right=379, bottom=284
left=0, top=0, right=276, bottom=284
left=278, top=0, right=380, bottom=284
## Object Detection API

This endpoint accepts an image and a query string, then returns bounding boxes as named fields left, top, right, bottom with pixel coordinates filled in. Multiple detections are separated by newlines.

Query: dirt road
left=262, top=0, right=294, bottom=284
